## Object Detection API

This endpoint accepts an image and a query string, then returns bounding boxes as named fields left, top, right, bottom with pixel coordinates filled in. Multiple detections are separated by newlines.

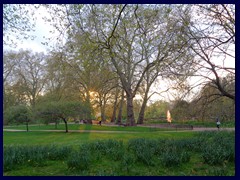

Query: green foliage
left=160, top=150, right=182, bottom=167
left=145, top=101, right=170, bottom=119
left=4, top=144, right=73, bottom=172
left=46, top=144, right=72, bottom=160
left=201, top=136, right=235, bottom=165
left=171, top=100, right=190, bottom=121
left=206, top=167, right=229, bottom=176
left=128, top=138, right=160, bottom=166
left=67, top=150, right=91, bottom=171
left=86, top=139, right=125, bottom=161
left=36, top=100, right=93, bottom=125
left=119, top=153, right=136, bottom=173
left=4, top=105, right=32, bottom=125
left=191, top=84, right=235, bottom=122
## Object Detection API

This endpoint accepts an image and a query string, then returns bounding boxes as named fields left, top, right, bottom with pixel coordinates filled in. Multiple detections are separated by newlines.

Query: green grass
left=3, top=131, right=235, bottom=176
left=3, top=130, right=196, bottom=146
left=3, top=123, right=183, bottom=132
left=145, top=120, right=235, bottom=128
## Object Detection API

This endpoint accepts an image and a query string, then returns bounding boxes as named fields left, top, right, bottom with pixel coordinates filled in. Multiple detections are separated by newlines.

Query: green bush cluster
left=4, top=144, right=72, bottom=171
left=88, top=139, right=124, bottom=161
left=67, top=150, right=91, bottom=170
left=201, top=133, right=235, bottom=165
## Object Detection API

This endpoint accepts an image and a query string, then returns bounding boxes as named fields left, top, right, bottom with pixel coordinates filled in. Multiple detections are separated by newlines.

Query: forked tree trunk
left=137, top=96, right=148, bottom=124
left=62, top=118, right=68, bottom=133
left=137, top=87, right=150, bottom=124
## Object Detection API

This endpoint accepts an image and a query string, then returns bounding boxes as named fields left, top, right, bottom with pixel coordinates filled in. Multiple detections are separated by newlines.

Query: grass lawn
left=3, top=123, right=178, bottom=132
left=3, top=130, right=197, bottom=146
left=3, top=127, right=235, bottom=176
left=145, top=120, right=235, bottom=128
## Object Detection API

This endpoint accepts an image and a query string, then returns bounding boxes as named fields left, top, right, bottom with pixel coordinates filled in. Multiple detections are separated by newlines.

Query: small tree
left=4, top=105, right=32, bottom=131
left=36, top=101, right=92, bottom=133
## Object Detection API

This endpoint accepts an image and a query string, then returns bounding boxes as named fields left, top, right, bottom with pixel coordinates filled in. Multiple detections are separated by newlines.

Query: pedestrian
left=216, top=117, right=220, bottom=130
left=98, top=120, right=102, bottom=126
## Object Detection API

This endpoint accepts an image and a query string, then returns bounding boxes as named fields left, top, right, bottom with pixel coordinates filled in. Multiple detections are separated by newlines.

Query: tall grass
left=4, top=131, right=235, bottom=175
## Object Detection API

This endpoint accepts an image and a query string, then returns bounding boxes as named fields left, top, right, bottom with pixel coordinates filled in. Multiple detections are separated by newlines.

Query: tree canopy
left=3, top=4, right=235, bottom=126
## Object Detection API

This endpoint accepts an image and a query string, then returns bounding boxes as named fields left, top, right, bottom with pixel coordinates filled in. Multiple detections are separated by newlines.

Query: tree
left=4, top=105, right=32, bottom=131
left=4, top=50, right=47, bottom=111
left=94, top=5, right=192, bottom=125
left=145, top=100, right=170, bottom=121
left=36, top=101, right=92, bottom=133
left=190, top=80, right=235, bottom=122
left=4, top=51, right=20, bottom=111
left=42, top=4, right=199, bottom=125
left=185, top=4, right=235, bottom=101
left=171, top=100, right=190, bottom=121
left=13, top=50, right=47, bottom=108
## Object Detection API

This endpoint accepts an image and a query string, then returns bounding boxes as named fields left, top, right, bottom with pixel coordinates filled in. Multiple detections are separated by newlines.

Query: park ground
left=3, top=123, right=235, bottom=176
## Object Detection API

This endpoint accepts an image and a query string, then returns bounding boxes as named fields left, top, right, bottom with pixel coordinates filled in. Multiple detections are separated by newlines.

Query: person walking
left=216, top=117, right=221, bottom=130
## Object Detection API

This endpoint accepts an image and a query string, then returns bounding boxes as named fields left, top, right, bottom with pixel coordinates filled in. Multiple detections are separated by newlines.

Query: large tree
left=4, top=50, right=47, bottom=109
left=185, top=4, right=235, bottom=101
left=43, top=4, right=195, bottom=125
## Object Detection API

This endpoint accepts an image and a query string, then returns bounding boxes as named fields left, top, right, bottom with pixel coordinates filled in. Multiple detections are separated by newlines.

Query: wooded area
left=3, top=4, right=235, bottom=127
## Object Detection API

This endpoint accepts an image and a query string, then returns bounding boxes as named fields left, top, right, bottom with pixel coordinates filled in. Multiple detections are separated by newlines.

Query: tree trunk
left=100, top=104, right=106, bottom=122
left=62, top=118, right=68, bottom=133
left=111, top=88, right=119, bottom=123
left=26, top=121, right=29, bottom=132
left=55, top=121, right=58, bottom=129
left=137, top=86, right=151, bottom=124
left=137, top=95, right=148, bottom=124
left=126, top=93, right=135, bottom=126
left=117, top=90, right=124, bottom=124
left=111, top=101, right=117, bottom=123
